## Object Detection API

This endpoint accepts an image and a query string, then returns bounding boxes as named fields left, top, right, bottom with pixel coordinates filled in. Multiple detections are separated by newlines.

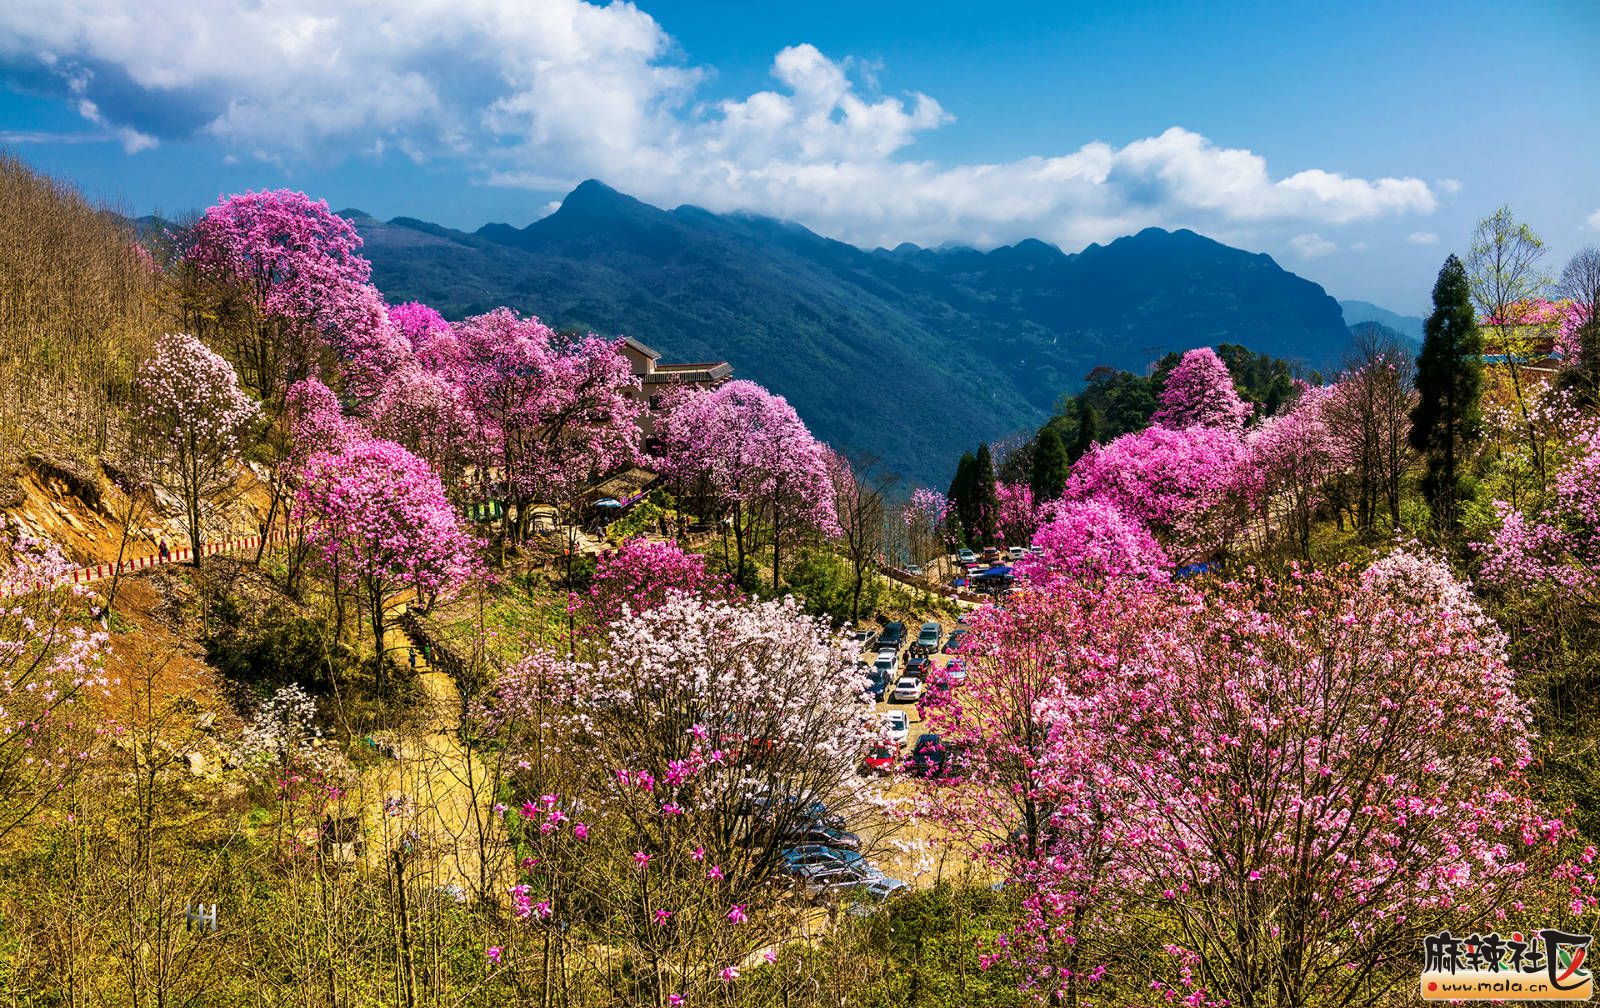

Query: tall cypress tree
left=1069, top=399, right=1101, bottom=462
left=972, top=442, right=999, bottom=545
left=947, top=452, right=977, bottom=546
left=1409, top=254, right=1482, bottom=531
left=1030, top=426, right=1070, bottom=502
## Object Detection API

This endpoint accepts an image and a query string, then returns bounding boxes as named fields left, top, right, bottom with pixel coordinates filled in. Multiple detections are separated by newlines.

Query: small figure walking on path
left=158, top=539, right=170, bottom=562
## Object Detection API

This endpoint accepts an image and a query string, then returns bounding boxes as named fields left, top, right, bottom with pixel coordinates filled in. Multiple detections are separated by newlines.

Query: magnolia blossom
left=184, top=190, right=385, bottom=400
left=131, top=332, right=263, bottom=563
left=579, top=538, right=738, bottom=629
left=1064, top=423, right=1247, bottom=559
left=1021, top=498, right=1170, bottom=584
left=1151, top=347, right=1251, bottom=429
left=454, top=308, right=642, bottom=511
left=941, top=551, right=1583, bottom=1006
left=994, top=482, right=1038, bottom=546
left=652, top=379, right=838, bottom=582
left=294, top=436, right=478, bottom=681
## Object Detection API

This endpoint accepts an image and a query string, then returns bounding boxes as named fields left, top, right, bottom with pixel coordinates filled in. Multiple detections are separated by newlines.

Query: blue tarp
left=973, top=566, right=1013, bottom=580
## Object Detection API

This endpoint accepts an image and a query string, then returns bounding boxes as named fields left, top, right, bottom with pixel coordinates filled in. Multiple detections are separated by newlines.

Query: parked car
left=913, top=620, right=942, bottom=654
left=812, top=871, right=910, bottom=904
left=981, top=546, right=1001, bottom=563
left=905, top=654, right=932, bottom=678
left=783, top=823, right=862, bottom=850
left=945, top=628, right=967, bottom=652
left=782, top=845, right=866, bottom=872
left=880, top=710, right=909, bottom=745
left=957, top=548, right=978, bottom=565
left=873, top=650, right=898, bottom=681
left=866, top=668, right=890, bottom=700
left=848, top=627, right=880, bottom=652
left=863, top=744, right=897, bottom=773
left=1008, top=545, right=1026, bottom=560
left=907, top=733, right=948, bottom=776
left=752, top=794, right=845, bottom=829
left=942, top=657, right=967, bottom=683
left=878, top=621, right=907, bottom=653
left=891, top=676, right=925, bottom=703
left=905, top=563, right=923, bottom=576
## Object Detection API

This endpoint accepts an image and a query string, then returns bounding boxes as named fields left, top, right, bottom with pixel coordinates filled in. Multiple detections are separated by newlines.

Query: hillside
left=357, top=181, right=1352, bottom=484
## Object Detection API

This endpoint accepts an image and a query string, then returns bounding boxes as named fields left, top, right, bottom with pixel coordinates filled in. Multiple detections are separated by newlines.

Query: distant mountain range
left=350, top=180, right=1364, bottom=485
left=1339, top=300, right=1425, bottom=345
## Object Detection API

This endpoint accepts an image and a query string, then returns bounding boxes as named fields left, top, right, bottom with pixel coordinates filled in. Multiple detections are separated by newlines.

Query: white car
left=1008, top=546, right=1025, bottom=560
left=880, top=710, right=909, bottom=746
left=873, top=650, right=898, bottom=679
left=891, top=677, right=924, bottom=703
left=957, top=548, right=978, bottom=565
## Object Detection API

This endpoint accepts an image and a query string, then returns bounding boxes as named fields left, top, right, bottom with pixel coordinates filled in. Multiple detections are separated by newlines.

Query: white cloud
left=1289, top=233, right=1339, bottom=259
left=0, top=0, right=1439, bottom=249
left=1589, top=210, right=1600, bottom=232
left=1407, top=231, right=1439, bottom=245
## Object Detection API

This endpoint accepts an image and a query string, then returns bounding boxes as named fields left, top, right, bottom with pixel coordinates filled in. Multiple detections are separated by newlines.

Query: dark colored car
left=905, top=654, right=932, bottom=678
left=781, top=823, right=862, bottom=850
left=866, top=669, right=890, bottom=700
left=907, top=733, right=960, bottom=778
left=878, top=621, right=907, bottom=651
left=945, top=628, right=967, bottom=652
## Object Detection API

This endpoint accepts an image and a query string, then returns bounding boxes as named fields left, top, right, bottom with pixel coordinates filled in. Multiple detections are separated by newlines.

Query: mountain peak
left=556, top=179, right=649, bottom=218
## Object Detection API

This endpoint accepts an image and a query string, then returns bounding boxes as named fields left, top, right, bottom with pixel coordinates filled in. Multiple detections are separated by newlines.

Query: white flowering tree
left=130, top=332, right=262, bottom=565
left=0, top=518, right=110, bottom=840
left=481, top=592, right=881, bottom=1003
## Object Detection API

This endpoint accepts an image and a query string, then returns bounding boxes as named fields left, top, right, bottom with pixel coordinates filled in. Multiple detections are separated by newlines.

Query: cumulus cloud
left=0, top=0, right=1439, bottom=249
left=1589, top=210, right=1600, bottom=232
left=1289, top=233, right=1339, bottom=259
left=1408, top=231, right=1439, bottom=245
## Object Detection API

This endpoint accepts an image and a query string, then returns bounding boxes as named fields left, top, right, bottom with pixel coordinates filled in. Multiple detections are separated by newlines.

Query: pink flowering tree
left=653, top=380, right=837, bottom=588
left=1151, top=347, right=1251, bottom=430
left=578, top=537, right=738, bottom=631
left=1477, top=426, right=1600, bottom=603
left=293, top=437, right=479, bottom=684
left=902, top=488, right=951, bottom=567
left=985, top=552, right=1588, bottom=1006
left=994, top=481, right=1038, bottom=548
left=1064, top=423, right=1248, bottom=561
left=915, top=578, right=1172, bottom=1003
left=284, top=377, right=359, bottom=460
left=1244, top=383, right=1340, bottom=555
left=387, top=301, right=459, bottom=371
left=480, top=594, right=877, bottom=1003
left=182, top=190, right=376, bottom=407
left=323, top=283, right=411, bottom=405
left=1020, top=497, right=1170, bottom=585
left=453, top=309, right=641, bottom=555
left=369, top=363, right=477, bottom=497
left=130, top=332, right=263, bottom=565
left=0, top=518, right=111, bottom=841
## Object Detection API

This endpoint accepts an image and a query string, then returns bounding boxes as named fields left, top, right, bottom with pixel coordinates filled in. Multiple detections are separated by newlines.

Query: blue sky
left=2, top=0, right=1596, bottom=313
